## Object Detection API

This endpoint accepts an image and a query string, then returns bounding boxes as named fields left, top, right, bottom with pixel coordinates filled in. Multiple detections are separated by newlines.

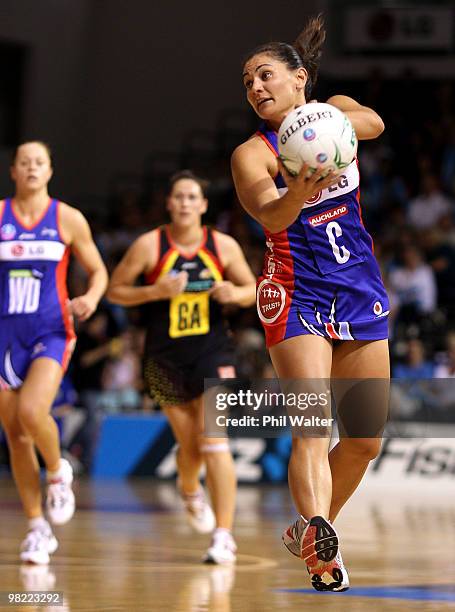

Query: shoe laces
left=291, top=517, right=305, bottom=542
left=212, top=530, right=236, bottom=553
left=182, top=489, right=206, bottom=514
left=47, top=482, right=71, bottom=508
left=21, top=528, right=51, bottom=552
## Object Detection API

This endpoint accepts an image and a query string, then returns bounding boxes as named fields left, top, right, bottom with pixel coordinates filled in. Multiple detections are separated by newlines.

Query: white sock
left=47, top=460, right=63, bottom=481
left=214, top=527, right=231, bottom=537
left=28, top=516, right=49, bottom=531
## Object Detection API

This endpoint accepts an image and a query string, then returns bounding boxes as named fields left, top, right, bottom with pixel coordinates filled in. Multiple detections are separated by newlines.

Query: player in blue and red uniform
left=232, top=16, right=390, bottom=591
left=0, top=141, right=108, bottom=564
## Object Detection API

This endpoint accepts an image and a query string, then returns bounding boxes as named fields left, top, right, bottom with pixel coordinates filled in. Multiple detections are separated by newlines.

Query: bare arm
left=326, top=95, right=385, bottom=140
left=209, top=232, right=256, bottom=307
left=61, top=205, right=108, bottom=321
left=107, top=231, right=188, bottom=306
left=231, top=139, right=338, bottom=234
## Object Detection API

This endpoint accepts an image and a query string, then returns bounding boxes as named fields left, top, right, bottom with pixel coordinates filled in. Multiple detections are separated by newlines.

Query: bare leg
left=328, top=437, right=382, bottom=522
left=0, top=391, right=42, bottom=518
left=162, top=401, right=204, bottom=494
left=269, top=335, right=333, bottom=519
left=201, top=436, right=236, bottom=530
left=329, top=339, right=390, bottom=522
left=288, top=437, right=332, bottom=518
left=17, top=358, right=64, bottom=472
left=198, top=388, right=237, bottom=531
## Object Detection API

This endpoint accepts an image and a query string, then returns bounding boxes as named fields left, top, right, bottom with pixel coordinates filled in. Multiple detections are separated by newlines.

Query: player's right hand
left=277, top=159, right=340, bottom=201
left=154, top=271, right=188, bottom=298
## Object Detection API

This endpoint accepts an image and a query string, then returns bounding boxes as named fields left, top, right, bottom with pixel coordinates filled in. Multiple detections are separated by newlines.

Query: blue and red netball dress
left=255, top=123, right=389, bottom=348
left=0, top=198, right=76, bottom=389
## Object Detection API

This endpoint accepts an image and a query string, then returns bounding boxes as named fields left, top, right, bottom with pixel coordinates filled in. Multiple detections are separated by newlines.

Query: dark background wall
left=0, top=0, right=320, bottom=201
left=0, top=0, right=93, bottom=199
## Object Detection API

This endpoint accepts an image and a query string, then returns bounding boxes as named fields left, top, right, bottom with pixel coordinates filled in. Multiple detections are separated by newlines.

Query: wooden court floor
left=1, top=477, right=455, bottom=611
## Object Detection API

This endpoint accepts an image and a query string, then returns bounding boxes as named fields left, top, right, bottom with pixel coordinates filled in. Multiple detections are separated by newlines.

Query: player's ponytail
left=293, top=14, right=326, bottom=99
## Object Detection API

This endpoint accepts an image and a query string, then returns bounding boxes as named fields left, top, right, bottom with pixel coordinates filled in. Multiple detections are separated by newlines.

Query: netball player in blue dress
left=0, top=141, right=108, bottom=563
left=232, top=16, right=389, bottom=591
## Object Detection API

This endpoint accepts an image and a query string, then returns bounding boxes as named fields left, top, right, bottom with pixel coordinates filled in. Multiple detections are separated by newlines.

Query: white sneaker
left=46, top=458, right=75, bottom=525
left=20, top=527, right=58, bottom=565
left=203, top=530, right=237, bottom=564
left=179, top=484, right=215, bottom=534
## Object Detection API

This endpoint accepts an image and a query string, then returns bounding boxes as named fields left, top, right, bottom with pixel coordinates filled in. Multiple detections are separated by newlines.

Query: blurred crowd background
left=0, top=1, right=454, bottom=470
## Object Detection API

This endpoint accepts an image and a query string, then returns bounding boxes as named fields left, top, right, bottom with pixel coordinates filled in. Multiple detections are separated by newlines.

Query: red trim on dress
left=11, top=197, right=53, bottom=230
left=355, top=158, right=375, bottom=254
left=165, top=225, right=207, bottom=260
left=211, top=230, right=226, bottom=275
left=256, top=131, right=279, bottom=158
left=200, top=245, right=224, bottom=277
left=325, top=323, right=341, bottom=340
left=143, top=228, right=162, bottom=284
left=55, top=247, right=76, bottom=371
left=55, top=200, right=69, bottom=245
left=145, top=246, right=175, bottom=285
left=262, top=228, right=295, bottom=348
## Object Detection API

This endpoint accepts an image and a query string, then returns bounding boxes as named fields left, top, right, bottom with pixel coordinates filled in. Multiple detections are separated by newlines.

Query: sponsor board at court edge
left=156, top=435, right=455, bottom=484
left=367, top=434, right=455, bottom=484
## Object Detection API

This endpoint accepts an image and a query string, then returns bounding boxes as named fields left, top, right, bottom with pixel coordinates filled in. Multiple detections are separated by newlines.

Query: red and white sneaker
left=46, top=458, right=75, bottom=525
left=308, top=550, right=350, bottom=592
left=282, top=515, right=349, bottom=592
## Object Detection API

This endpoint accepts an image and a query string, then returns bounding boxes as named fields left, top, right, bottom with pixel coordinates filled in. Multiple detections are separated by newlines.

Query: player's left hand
left=209, top=281, right=238, bottom=304
left=70, top=295, right=98, bottom=321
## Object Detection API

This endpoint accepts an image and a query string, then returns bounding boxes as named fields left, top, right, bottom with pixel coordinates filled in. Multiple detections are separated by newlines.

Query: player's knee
left=342, top=438, right=381, bottom=461
left=291, top=436, right=328, bottom=457
left=17, top=403, right=43, bottom=436
left=3, top=422, right=32, bottom=448
left=177, top=442, right=201, bottom=463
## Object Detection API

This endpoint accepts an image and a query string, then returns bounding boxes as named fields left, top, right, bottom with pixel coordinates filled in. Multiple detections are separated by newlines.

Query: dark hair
left=168, top=169, right=209, bottom=198
left=243, top=15, right=326, bottom=99
left=11, top=140, right=53, bottom=165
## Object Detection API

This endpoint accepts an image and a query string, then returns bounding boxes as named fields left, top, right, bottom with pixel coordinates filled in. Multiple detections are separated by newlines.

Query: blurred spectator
left=407, top=173, right=453, bottom=230
left=393, top=339, right=434, bottom=379
left=72, top=311, right=118, bottom=392
left=441, top=123, right=455, bottom=195
left=233, top=328, right=267, bottom=378
left=101, top=329, right=144, bottom=412
left=71, top=310, right=122, bottom=468
left=434, top=332, right=455, bottom=378
left=439, top=213, right=455, bottom=248
left=422, top=228, right=455, bottom=318
left=389, top=245, right=437, bottom=321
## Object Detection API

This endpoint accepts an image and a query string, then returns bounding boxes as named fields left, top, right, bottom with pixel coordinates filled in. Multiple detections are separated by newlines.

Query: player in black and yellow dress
left=142, top=224, right=239, bottom=404
left=107, top=170, right=256, bottom=563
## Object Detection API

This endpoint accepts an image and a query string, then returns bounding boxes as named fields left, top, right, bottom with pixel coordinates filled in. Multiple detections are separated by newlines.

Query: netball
left=278, top=102, right=358, bottom=177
